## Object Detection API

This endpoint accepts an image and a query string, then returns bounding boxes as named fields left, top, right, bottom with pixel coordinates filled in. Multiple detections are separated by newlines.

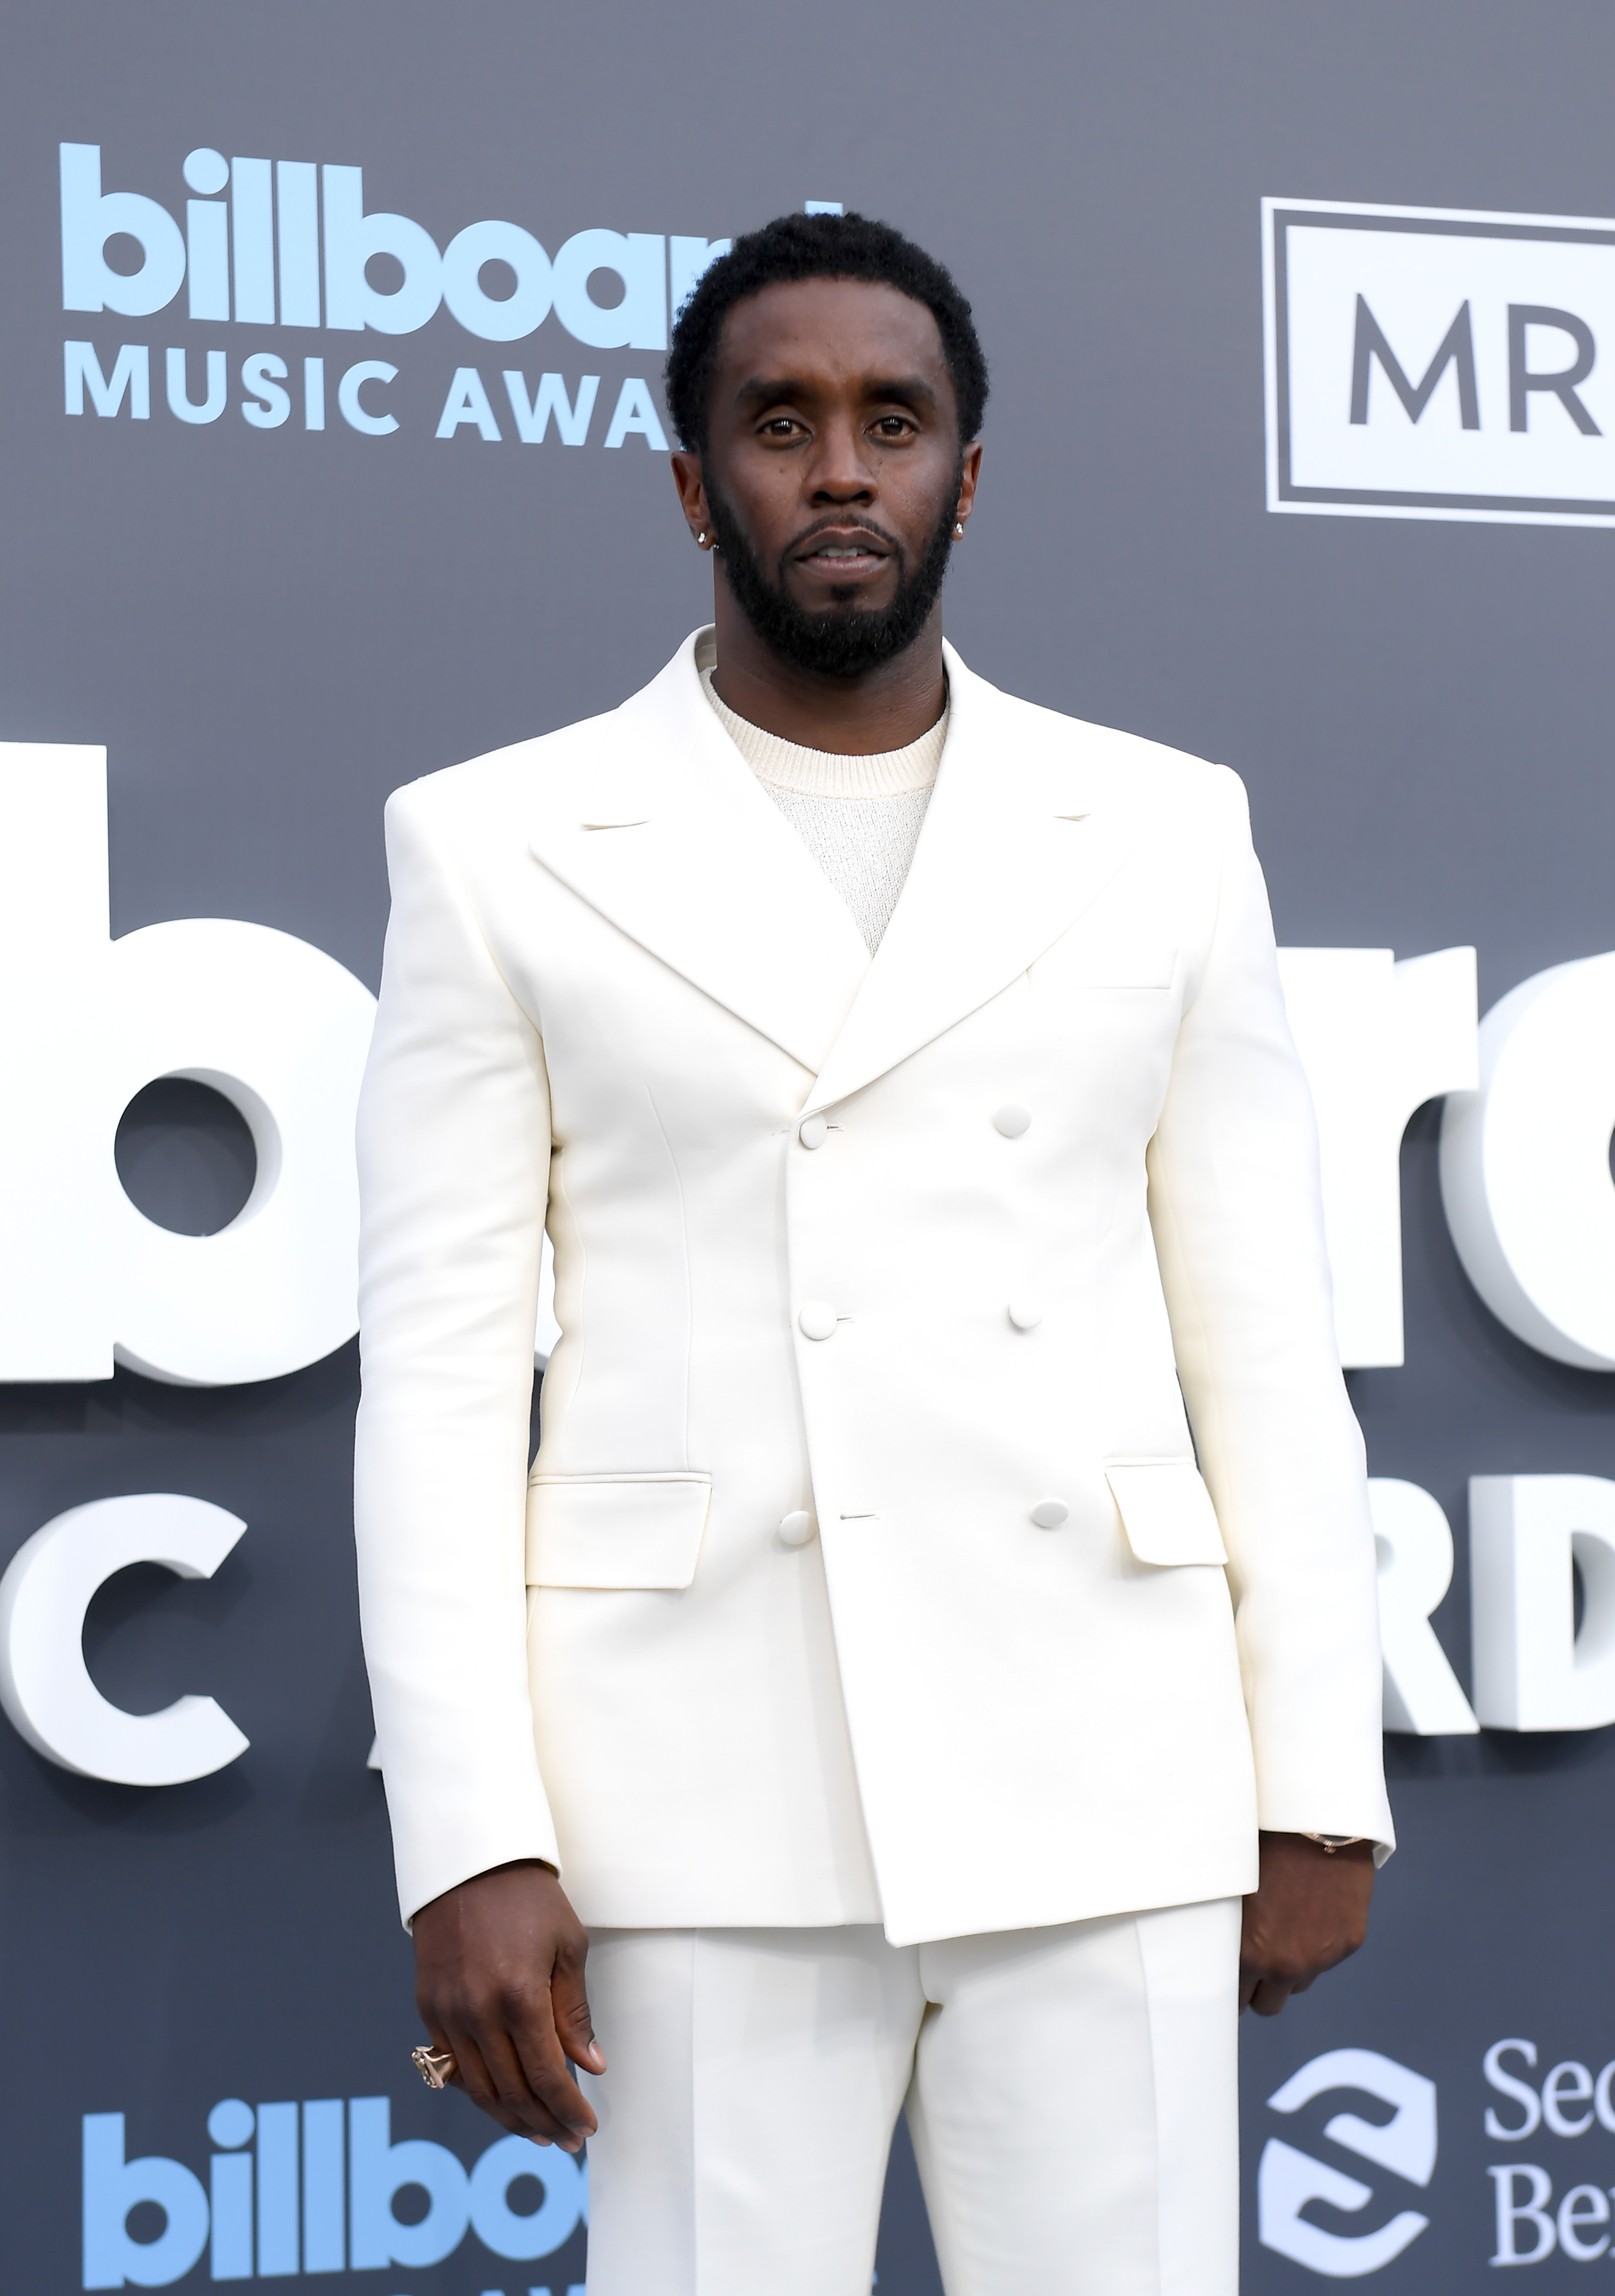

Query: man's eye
left=872, top=416, right=914, bottom=438
left=762, top=418, right=800, bottom=437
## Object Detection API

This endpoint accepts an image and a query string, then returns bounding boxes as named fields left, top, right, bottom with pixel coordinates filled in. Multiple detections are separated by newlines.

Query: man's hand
left=412, top=1859, right=605, bottom=2147
left=1240, top=1832, right=1375, bottom=2016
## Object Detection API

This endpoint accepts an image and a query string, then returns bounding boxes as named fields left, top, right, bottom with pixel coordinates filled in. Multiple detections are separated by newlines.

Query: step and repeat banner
left=3, top=3, right=1614, bottom=2289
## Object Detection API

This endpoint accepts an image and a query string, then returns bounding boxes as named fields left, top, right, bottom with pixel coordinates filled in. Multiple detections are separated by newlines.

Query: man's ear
left=953, top=440, right=984, bottom=532
left=670, top=450, right=711, bottom=546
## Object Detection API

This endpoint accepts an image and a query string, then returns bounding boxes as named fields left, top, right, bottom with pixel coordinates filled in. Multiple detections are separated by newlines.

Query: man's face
left=682, top=277, right=979, bottom=678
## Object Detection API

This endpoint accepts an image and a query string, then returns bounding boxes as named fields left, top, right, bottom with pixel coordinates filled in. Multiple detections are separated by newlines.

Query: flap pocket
left=526, top=1472, right=712, bottom=1590
left=1106, top=1459, right=1227, bottom=1566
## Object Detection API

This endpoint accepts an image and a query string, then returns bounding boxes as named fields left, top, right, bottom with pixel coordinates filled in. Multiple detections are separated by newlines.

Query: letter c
left=0, top=1494, right=249, bottom=1784
left=339, top=360, right=399, bottom=435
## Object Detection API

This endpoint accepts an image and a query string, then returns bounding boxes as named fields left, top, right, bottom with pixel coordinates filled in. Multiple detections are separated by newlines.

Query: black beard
left=704, top=470, right=961, bottom=680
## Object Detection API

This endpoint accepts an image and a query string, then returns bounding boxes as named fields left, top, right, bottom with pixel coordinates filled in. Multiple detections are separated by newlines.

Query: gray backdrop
left=4, top=2, right=1612, bottom=2287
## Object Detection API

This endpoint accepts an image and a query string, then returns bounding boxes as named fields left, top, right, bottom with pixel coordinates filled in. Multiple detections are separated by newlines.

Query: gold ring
left=412, top=2044, right=456, bottom=2090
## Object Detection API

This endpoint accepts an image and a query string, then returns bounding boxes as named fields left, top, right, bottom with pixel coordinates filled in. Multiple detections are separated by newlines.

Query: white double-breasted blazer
left=354, top=628, right=1393, bottom=1945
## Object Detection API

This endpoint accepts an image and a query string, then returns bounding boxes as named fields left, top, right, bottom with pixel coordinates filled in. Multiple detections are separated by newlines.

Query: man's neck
left=708, top=589, right=947, bottom=756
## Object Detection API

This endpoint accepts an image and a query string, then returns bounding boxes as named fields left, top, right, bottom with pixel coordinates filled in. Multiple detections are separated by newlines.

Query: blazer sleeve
left=1146, top=771, right=1395, bottom=1856
left=353, top=780, right=560, bottom=1925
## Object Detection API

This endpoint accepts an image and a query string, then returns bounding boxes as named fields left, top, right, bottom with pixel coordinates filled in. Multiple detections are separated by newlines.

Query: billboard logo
left=1263, top=197, right=1615, bottom=528
left=1257, top=2048, right=1436, bottom=2276
left=57, top=143, right=727, bottom=446
left=60, top=143, right=727, bottom=348
left=83, top=2095, right=586, bottom=2287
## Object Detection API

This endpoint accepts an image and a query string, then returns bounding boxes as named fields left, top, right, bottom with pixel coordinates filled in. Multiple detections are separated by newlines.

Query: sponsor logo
left=1257, top=2048, right=1436, bottom=2276
left=1484, top=2036, right=1615, bottom=2264
left=1264, top=197, right=1615, bottom=527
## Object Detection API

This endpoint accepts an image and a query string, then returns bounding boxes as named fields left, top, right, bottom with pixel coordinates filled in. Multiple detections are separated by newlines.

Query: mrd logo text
left=1264, top=197, right=1615, bottom=527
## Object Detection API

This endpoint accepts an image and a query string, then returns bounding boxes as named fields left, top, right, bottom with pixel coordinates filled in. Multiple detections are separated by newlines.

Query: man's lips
left=792, top=530, right=893, bottom=580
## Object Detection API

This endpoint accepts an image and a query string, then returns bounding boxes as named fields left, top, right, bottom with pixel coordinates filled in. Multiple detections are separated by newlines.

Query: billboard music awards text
left=57, top=141, right=729, bottom=447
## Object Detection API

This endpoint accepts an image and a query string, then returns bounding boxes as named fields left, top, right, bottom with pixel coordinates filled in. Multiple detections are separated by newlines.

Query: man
left=355, top=212, right=1392, bottom=2296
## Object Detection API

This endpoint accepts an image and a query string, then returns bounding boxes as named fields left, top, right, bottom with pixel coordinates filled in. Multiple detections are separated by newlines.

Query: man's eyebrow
left=735, top=371, right=943, bottom=411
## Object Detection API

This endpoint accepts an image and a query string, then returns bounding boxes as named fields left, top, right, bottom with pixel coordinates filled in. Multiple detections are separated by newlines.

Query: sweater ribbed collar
left=696, top=636, right=948, bottom=800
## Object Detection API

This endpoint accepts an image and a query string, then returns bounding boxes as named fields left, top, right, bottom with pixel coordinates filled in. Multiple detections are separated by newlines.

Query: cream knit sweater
left=701, top=663, right=947, bottom=952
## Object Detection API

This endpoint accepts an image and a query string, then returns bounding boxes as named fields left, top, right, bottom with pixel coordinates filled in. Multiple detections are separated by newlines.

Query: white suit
left=354, top=628, right=1392, bottom=2292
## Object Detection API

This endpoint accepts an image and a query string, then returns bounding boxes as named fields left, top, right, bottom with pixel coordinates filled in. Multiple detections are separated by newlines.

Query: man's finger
left=1248, top=1974, right=1296, bottom=2017
left=443, top=2015, right=578, bottom=2147
left=474, top=2016, right=585, bottom=2147
left=504, top=1982, right=598, bottom=2144
left=551, top=1947, right=606, bottom=2076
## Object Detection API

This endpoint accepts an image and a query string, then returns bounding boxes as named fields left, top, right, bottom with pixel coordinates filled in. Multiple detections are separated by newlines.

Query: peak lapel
left=802, top=647, right=1134, bottom=1118
left=528, top=632, right=870, bottom=1078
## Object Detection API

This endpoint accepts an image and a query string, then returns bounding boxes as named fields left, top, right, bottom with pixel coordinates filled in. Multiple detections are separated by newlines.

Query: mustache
left=782, top=513, right=904, bottom=563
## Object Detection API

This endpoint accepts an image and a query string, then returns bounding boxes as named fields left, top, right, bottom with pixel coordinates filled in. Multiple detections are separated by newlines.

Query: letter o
left=105, top=919, right=377, bottom=1385
left=442, top=221, right=553, bottom=342
left=468, top=2135, right=584, bottom=2259
left=1440, top=954, right=1615, bottom=1367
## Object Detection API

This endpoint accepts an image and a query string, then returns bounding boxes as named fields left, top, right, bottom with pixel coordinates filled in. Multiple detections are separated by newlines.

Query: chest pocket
left=526, top=1471, right=712, bottom=1589
left=1106, top=1459, right=1227, bottom=1566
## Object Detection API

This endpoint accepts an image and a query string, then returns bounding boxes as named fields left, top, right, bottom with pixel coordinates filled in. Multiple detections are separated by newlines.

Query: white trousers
left=580, top=1898, right=1241, bottom=2296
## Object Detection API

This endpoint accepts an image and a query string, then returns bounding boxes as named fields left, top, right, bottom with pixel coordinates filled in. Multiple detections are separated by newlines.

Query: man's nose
left=806, top=421, right=877, bottom=501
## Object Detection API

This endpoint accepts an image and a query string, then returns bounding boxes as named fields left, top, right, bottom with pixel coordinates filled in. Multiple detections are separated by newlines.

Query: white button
left=778, top=1509, right=816, bottom=1547
left=993, top=1102, right=1031, bottom=1138
left=1008, top=1298, right=1044, bottom=1331
left=1030, top=1496, right=1069, bottom=1529
left=798, top=1115, right=828, bottom=1149
left=798, top=1300, right=838, bottom=1341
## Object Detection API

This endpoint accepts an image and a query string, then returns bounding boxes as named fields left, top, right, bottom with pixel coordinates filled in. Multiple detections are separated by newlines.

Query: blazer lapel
left=527, top=631, right=871, bottom=1078
left=801, top=646, right=1135, bottom=1118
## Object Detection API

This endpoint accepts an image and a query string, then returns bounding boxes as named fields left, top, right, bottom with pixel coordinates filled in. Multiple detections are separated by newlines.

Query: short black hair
left=664, top=211, right=989, bottom=453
